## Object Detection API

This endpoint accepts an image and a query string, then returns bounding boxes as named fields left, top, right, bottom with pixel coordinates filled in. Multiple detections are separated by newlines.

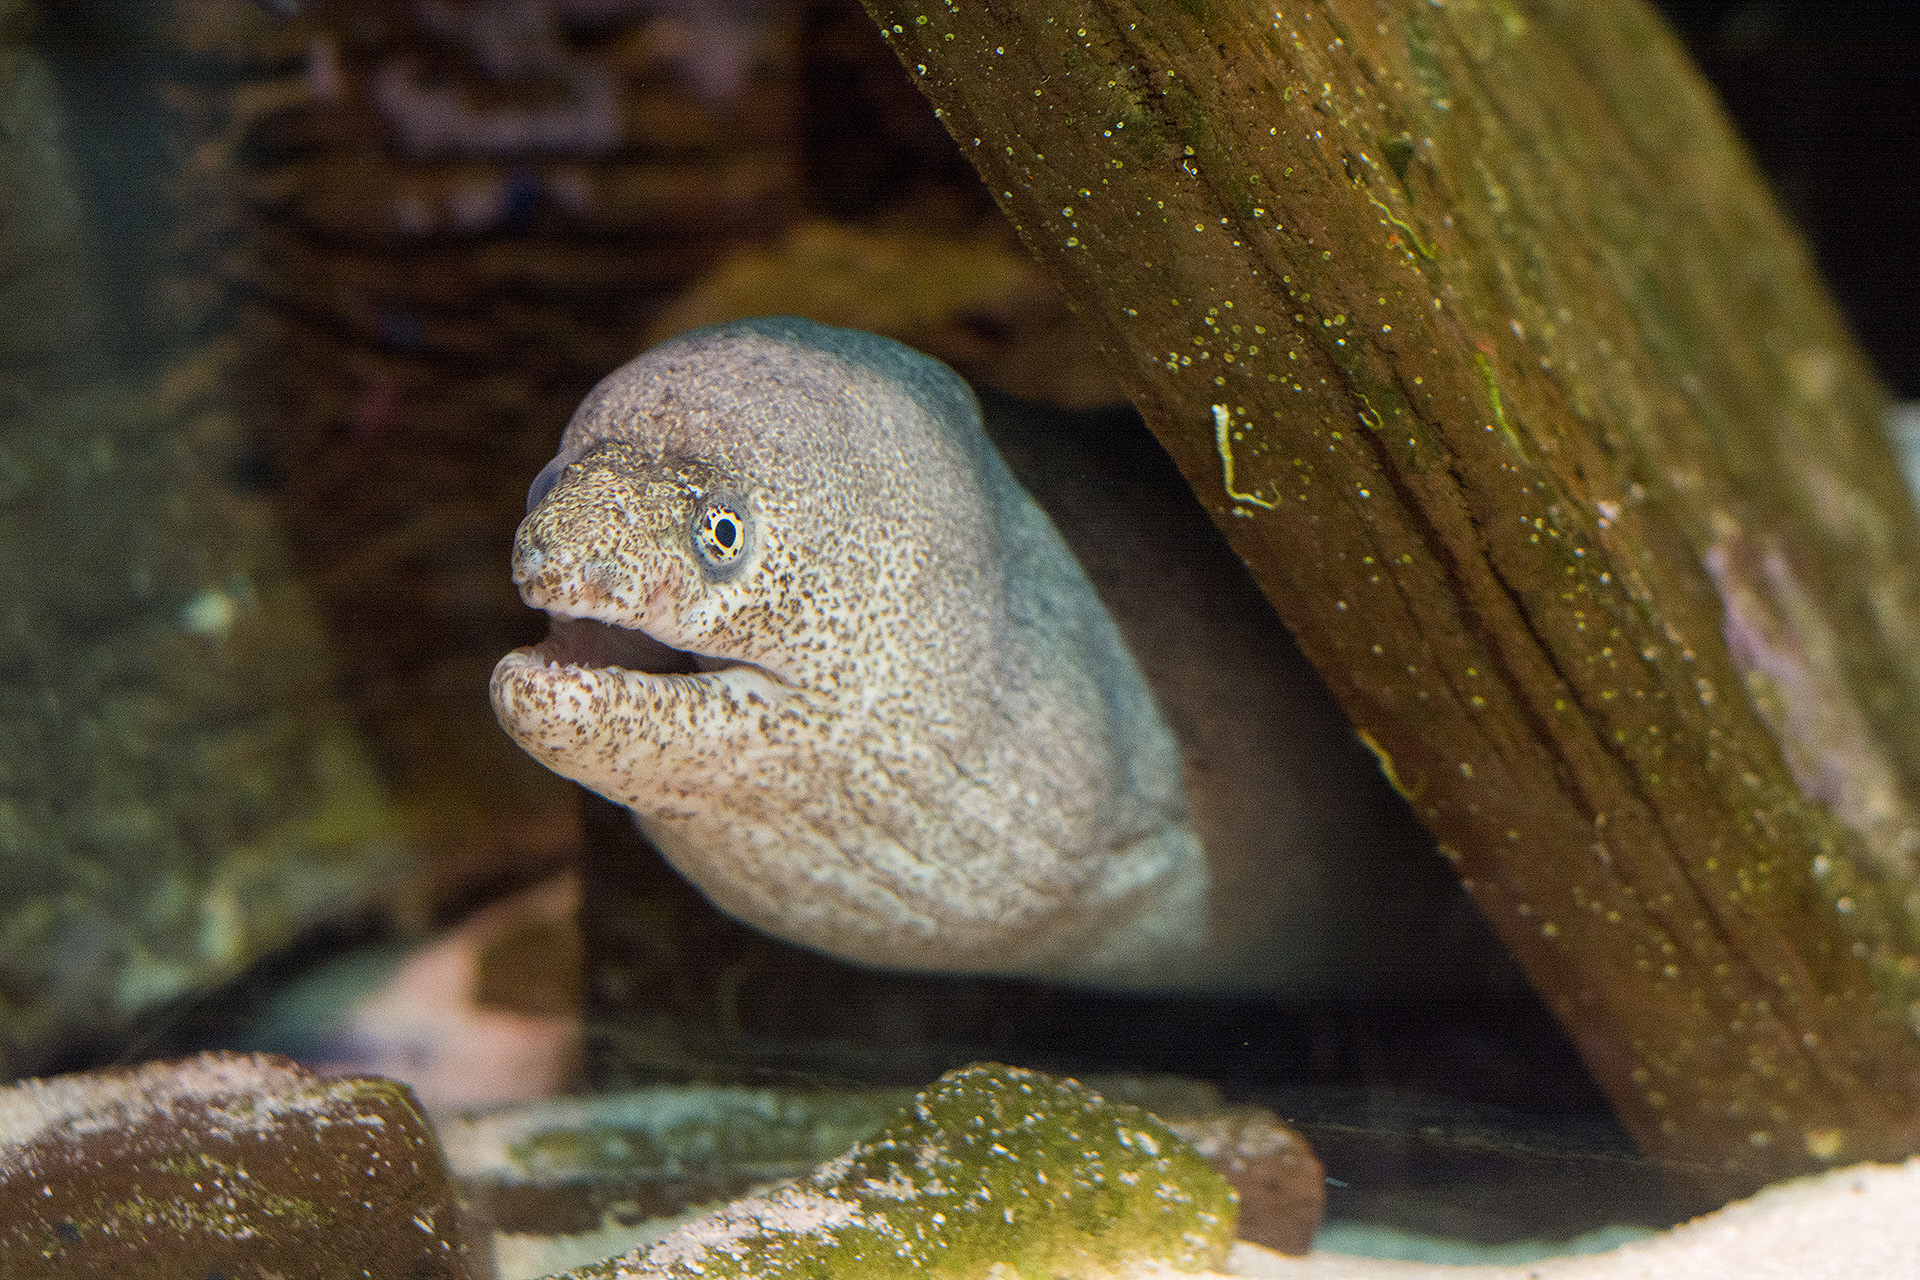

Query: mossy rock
left=565, top=1062, right=1238, bottom=1280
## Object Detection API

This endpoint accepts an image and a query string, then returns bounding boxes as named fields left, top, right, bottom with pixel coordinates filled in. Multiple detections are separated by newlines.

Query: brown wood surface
left=858, top=0, right=1920, bottom=1201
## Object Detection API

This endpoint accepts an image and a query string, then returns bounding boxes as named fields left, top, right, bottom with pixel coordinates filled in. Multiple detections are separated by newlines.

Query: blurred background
left=2, top=0, right=1914, bottom=1246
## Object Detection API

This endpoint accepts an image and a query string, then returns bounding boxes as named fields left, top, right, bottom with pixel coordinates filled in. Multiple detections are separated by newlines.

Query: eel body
left=493, top=317, right=1510, bottom=993
left=491, top=317, right=1210, bottom=989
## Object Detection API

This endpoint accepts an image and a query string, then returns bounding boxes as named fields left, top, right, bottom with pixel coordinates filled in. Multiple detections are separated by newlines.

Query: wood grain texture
left=857, top=0, right=1920, bottom=1200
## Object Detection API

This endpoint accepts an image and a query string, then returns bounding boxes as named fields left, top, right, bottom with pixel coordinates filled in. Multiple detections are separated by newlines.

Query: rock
left=540, top=1063, right=1237, bottom=1280
left=0, top=370, right=408, bottom=1079
left=1065, top=1076, right=1323, bottom=1257
left=1172, top=1110, right=1324, bottom=1256
left=0, top=1051, right=475, bottom=1279
left=439, top=1068, right=1318, bottom=1279
left=437, top=1079, right=918, bottom=1278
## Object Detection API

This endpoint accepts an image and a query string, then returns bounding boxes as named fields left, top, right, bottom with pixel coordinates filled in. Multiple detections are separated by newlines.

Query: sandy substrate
left=1226, top=1157, right=1920, bottom=1279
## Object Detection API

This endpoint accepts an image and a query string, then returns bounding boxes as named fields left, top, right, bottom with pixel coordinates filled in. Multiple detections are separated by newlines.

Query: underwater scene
left=3, top=0, right=1919, bottom=1276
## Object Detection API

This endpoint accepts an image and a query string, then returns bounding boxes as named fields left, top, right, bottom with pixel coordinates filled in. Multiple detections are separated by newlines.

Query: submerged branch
left=861, top=0, right=1920, bottom=1201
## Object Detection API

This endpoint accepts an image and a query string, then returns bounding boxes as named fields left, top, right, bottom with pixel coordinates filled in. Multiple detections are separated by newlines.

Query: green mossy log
left=858, top=0, right=1920, bottom=1202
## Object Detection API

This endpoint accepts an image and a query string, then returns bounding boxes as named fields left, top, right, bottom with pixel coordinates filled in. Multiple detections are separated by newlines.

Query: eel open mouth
left=530, top=614, right=703, bottom=674
left=527, top=613, right=769, bottom=679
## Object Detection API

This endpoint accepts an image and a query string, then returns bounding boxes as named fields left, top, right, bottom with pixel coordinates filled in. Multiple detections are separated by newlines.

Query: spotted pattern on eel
left=490, top=317, right=1211, bottom=988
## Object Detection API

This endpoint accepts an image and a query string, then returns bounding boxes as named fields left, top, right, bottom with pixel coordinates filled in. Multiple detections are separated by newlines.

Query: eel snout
left=507, top=500, right=728, bottom=677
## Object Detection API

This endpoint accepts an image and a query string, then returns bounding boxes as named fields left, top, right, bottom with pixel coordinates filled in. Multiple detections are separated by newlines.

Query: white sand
left=1226, top=1158, right=1920, bottom=1279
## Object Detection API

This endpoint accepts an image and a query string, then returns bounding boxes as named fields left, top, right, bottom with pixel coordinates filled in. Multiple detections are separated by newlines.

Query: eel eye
left=692, top=498, right=750, bottom=574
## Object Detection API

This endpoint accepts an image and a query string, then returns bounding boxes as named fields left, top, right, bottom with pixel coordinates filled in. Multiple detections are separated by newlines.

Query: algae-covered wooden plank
left=858, top=0, right=1920, bottom=1201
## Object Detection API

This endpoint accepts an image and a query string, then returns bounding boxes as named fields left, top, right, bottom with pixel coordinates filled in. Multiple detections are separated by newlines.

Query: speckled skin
left=491, top=317, right=1209, bottom=988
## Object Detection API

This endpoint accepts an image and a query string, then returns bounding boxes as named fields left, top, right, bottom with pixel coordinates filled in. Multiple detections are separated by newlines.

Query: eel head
left=490, top=436, right=804, bottom=804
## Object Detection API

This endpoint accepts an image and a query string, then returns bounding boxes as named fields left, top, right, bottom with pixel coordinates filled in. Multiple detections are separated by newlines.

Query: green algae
left=102, top=1171, right=332, bottom=1240
left=563, top=1064, right=1237, bottom=1280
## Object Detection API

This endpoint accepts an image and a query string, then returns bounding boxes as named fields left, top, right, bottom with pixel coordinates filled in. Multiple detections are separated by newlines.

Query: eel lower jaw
left=522, top=613, right=790, bottom=689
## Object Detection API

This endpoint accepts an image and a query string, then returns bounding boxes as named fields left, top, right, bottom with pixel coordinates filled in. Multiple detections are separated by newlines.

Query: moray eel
left=492, top=317, right=1209, bottom=989
left=493, top=316, right=1512, bottom=994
